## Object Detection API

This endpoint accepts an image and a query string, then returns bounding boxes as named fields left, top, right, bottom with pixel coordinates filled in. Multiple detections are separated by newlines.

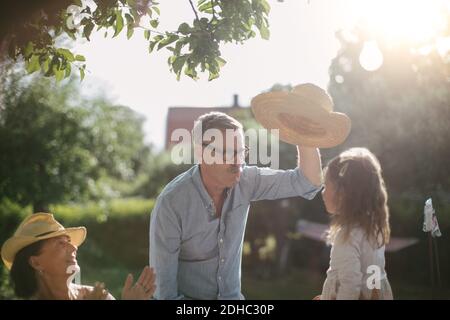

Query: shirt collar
left=191, top=165, right=214, bottom=212
left=191, top=165, right=232, bottom=213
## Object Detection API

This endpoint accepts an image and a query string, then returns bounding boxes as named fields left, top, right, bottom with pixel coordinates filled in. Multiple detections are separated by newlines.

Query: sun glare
left=356, top=0, right=448, bottom=44
left=352, top=0, right=450, bottom=71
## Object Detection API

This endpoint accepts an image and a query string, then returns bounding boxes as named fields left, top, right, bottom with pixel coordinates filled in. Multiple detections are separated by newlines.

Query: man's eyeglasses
left=202, top=143, right=249, bottom=163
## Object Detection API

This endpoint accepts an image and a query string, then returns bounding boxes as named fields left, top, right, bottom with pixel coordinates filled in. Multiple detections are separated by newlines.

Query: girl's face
left=322, top=172, right=338, bottom=215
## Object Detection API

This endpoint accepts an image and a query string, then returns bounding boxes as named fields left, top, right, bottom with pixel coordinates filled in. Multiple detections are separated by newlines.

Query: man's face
left=200, top=129, right=247, bottom=188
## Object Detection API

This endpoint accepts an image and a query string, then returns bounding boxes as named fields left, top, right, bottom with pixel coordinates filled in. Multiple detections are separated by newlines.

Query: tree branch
left=188, top=0, right=200, bottom=21
left=212, top=0, right=217, bottom=20
left=136, top=25, right=165, bottom=35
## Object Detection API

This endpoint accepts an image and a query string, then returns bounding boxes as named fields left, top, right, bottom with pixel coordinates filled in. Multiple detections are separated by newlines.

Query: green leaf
left=149, top=35, right=164, bottom=53
left=260, top=0, right=271, bottom=13
left=259, top=24, right=270, bottom=40
left=146, top=7, right=153, bottom=18
left=113, top=11, right=124, bottom=37
left=66, top=30, right=77, bottom=40
left=178, top=23, right=191, bottom=35
left=24, top=42, right=34, bottom=59
left=83, top=21, right=95, bottom=41
left=150, top=19, right=159, bottom=28
left=208, top=71, right=220, bottom=81
left=26, top=55, right=41, bottom=74
left=127, top=25, right=134, bottom=39
left=125, top=13, right=134, bottom=25
left=185, top=66, right=198, bottom=80
left=41, top=57, right=50, bottom=73
left=172, top=55, right=187, bottom=79
left=79, top=67, right=85, bottom=81
left=148, top=41, right=158, bottom=53
left=54, top=66, right=65, bottom=82
left=57, top=48, right=75, bottom=62
left=157, top=34, right=179, bottom=50
left=152, top=6, right=160, bottom=15
left=65, top=63, right=72, bottom=78
left=174, top=39, right=186, bottom=55
left=216, top=57, right=226, bottom=67
left=75, top=55, right=86, bottom=62
left=144, top=30, right=151, bottom=40
left=198, top=1, right=214, bottom=12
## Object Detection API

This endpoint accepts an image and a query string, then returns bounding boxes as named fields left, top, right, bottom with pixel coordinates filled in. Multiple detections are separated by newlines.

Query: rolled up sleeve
left=243, top=166, right=322, bottom=202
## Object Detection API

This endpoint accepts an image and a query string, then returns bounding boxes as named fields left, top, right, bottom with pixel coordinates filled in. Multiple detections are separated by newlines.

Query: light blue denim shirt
left=149, top=164, right=321, bottom=300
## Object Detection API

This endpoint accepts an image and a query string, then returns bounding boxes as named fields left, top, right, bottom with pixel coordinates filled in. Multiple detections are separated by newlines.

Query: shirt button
left=219, top=238, right=224, bottom=244
left=218, top=276, right=222, bottom=281
left=221, top=258, right=225, bottom=263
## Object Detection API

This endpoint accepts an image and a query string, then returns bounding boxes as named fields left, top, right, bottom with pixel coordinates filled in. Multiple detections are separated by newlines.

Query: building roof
left=165, top=101, right=245, bottom=149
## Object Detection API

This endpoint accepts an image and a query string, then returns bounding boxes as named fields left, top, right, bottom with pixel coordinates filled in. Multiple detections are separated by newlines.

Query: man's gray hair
left=192, top=112, right=243, bottom=146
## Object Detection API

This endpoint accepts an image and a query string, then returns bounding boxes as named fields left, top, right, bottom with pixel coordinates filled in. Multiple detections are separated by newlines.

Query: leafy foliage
left=0, top=68, right=150, bottom=211
left=1, top=0, right=271, bottom=81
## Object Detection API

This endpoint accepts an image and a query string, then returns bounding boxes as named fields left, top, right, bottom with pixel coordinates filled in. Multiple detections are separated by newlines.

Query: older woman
left=1, top=213, right=155, bottom=300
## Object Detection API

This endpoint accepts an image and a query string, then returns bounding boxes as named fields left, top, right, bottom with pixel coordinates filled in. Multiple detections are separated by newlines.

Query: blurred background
left=1, top=0, right=450, bottom=299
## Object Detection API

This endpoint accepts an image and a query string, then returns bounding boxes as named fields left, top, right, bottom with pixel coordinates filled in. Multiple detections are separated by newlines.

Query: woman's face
left=30, top=235, right=79, bottom=277
left=322, top=172, right=339, bottom=215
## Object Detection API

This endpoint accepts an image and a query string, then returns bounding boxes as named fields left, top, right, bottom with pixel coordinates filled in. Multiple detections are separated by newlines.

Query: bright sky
left=74, top=0, right=449, bottom=150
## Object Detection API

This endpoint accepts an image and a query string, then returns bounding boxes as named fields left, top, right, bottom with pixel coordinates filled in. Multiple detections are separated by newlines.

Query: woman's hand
left=121, top=266, right=156, bottom=300
left=82, top=282, right=110, bottom=300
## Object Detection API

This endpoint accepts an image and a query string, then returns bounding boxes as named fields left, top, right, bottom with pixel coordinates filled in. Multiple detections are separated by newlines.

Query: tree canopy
left=0, top=67, right=150, bottom=212
left=1, top=0, right=271, bottom=81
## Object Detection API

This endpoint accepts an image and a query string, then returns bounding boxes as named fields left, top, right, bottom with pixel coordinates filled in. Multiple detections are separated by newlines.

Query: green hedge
left=50, top=198, right=155, bottom=268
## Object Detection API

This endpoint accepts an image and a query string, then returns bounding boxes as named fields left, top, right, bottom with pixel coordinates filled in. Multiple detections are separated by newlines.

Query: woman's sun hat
left=1, top=213, right=86, bottom=270
left=251, top=83, right=351, bottom=148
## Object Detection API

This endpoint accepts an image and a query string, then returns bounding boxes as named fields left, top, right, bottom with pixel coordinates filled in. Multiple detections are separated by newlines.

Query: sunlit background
left=71, top=0, right=445, bottom=148
left=1, top=0, right=450, bottom=300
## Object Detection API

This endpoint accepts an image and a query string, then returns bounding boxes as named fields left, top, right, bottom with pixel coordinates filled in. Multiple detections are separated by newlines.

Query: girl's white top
left=321, top=227, right=393, bottom=300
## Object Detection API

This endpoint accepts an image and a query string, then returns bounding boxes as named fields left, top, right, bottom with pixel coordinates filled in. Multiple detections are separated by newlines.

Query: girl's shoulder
left=334, top=226, right=365, bottom=245
left=337, top=226, right=382, bottom=249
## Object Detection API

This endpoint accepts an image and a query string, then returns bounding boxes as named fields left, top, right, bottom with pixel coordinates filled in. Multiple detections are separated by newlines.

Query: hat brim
left=251, top=91, right=351, bottom=148
left=1, top=227, right=86, bottom=270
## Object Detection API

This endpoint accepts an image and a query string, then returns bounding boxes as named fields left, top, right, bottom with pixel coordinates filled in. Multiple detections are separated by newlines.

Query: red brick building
left=165, top=95, right=245, bottom=149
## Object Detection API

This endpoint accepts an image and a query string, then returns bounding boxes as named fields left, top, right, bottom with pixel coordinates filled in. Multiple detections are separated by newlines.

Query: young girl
left=319, top=147, right=393, bottom=300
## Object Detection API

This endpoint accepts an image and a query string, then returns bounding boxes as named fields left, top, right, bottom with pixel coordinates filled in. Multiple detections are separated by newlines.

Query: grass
left=243, top=268, right=450, bottom=300
left=75, top=262, right=450, bottom=300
